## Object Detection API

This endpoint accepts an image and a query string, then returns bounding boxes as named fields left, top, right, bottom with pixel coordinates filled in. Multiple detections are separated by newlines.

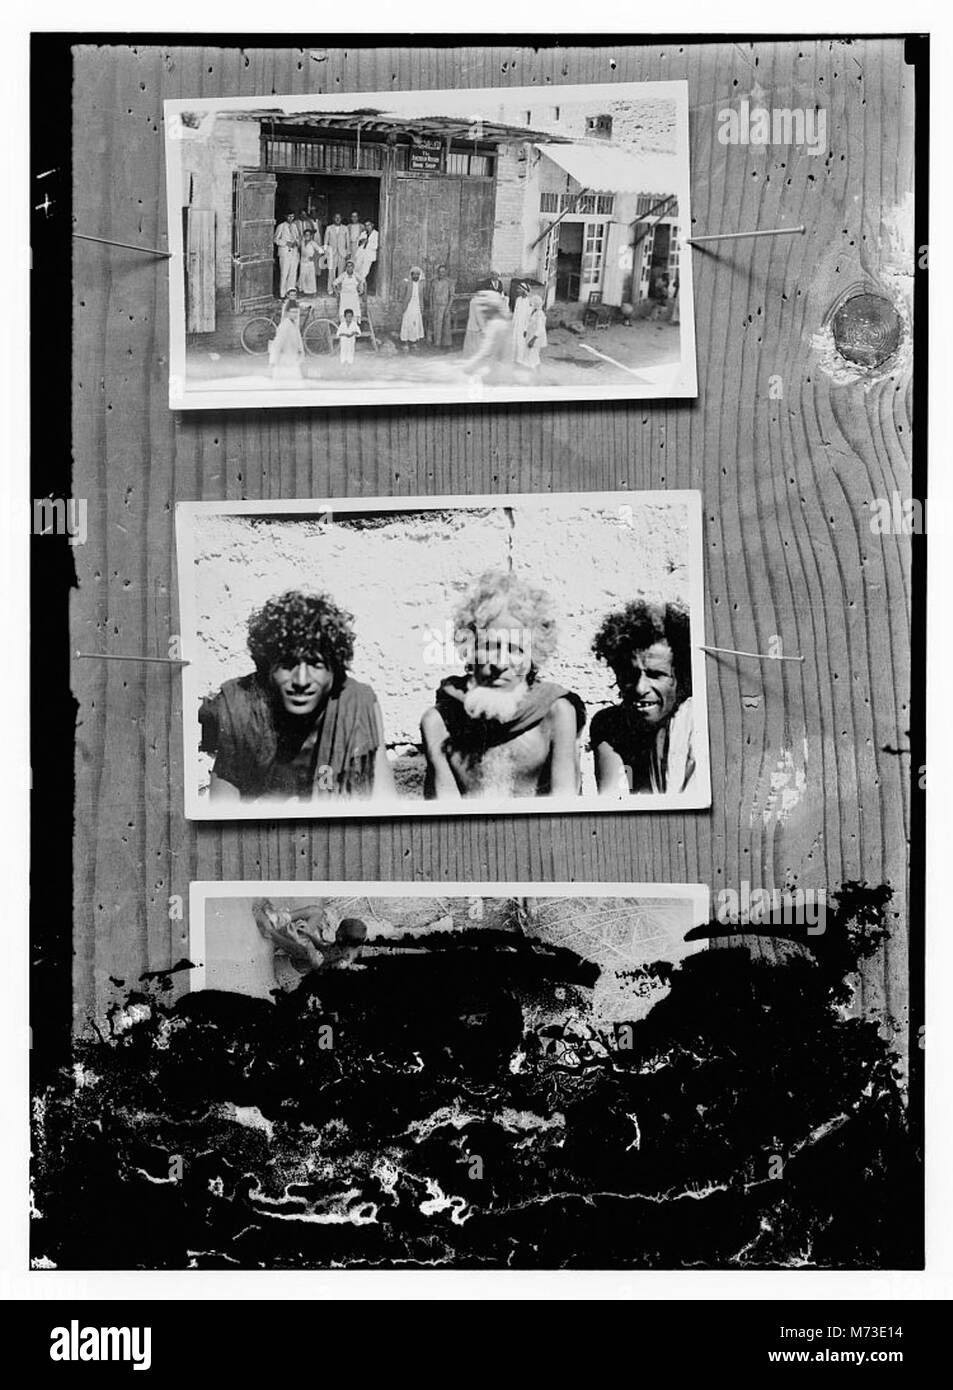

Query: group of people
left=274, top=209, right=379, bottom=299
left=268, top=238, right=551, bottom=372
left=460, top=275, right=548, bottom=376
left=199, top=573, right=696, bottom=806
left=394, top=263, right=458, bottom=351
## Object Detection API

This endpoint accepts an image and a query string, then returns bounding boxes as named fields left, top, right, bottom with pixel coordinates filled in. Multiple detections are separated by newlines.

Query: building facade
left=177, top=106, right=681, bottom=332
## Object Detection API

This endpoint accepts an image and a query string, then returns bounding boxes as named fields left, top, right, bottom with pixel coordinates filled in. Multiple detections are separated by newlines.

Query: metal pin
left=700, top=644, right=804, bottom=663
left=73, top=232, right=172, bottom=259
left=687, top=225, right=805, bottom=247
left=76, top=652, right=189, bottom=666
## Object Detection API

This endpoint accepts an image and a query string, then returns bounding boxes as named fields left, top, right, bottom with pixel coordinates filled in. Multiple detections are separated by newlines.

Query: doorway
left=647, top=222, right=672, bottom=292
left=554, top=221, right=583, bottom=303
left=273, top=172, right=382, bottom=294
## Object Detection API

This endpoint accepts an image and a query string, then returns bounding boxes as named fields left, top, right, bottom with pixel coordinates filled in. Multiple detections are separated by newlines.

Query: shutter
left=185, top=208, right=216, bottom=332
left=231, top=169, right=277, bottom=313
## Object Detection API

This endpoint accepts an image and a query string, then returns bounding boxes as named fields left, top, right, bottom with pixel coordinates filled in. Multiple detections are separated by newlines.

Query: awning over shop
left=536, top=142, right=680, bottom=196
left=225, top=108, right=568, bottom=146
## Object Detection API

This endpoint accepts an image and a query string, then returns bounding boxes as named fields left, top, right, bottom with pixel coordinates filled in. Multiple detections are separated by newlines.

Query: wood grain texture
left=70, top=41, right=915, bottom=1060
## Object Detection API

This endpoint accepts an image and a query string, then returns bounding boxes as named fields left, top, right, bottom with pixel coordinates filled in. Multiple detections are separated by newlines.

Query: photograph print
left=166, top=880, right=711, bottom=1268
left=175, top=491, right=710, bottom=820
left=164, top=80, right=696, bottom=409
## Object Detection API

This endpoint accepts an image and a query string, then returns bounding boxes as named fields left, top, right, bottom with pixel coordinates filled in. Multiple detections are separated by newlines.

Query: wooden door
left=540, top=221, right=559, bottom=307
left=457, top=179, right=496, bottom=284
left=637, top=224, right=656, bottom=302
left=389, top=175, right=496, bottom=294
left=185, top=209, right=216, bottom=332
left=388, top=175, right=456, bottom=291
left=231, top=169, right=277, bottom=312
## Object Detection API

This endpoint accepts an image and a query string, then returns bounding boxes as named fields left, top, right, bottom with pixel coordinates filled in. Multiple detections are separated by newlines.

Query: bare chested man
left=420, top=569, right=585, bottom=800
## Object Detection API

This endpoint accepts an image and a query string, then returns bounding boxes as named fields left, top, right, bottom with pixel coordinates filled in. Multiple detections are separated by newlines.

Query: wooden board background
left=70, top=41, right=915, bottom=1059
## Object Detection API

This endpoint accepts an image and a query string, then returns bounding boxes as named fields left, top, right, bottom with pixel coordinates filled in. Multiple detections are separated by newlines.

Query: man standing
left=589, top=598, right=695, bottom=795
left=427, top=264, right=455, bottom=348
left=199, top=589, right=396, bottom=804
left=346, top=211, right=363, bottom=265
left=274, top=211, right=300, bottom=298
left=294, top=207, right=315, bottom=240
left=421, top=569, right=584, bottom=800
left=354, top=219, right=379, bottom=290
left=323, top=212, right=349, bottom=294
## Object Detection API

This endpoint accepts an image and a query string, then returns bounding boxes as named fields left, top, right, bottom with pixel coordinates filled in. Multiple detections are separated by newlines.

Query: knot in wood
left=831, top=292, right=903, bottom=368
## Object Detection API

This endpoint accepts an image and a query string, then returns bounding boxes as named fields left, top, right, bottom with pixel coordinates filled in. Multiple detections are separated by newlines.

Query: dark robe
left=199, top=672, right=381, bottom=801
left=426, top=676, right=586, bottom=797
left=589, top=697, right=695, bottom=794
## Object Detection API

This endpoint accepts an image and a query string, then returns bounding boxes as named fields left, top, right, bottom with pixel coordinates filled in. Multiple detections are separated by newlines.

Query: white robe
left=512, top=295, right=534, bottom=365
left=400, top=280, right=424, bottom=342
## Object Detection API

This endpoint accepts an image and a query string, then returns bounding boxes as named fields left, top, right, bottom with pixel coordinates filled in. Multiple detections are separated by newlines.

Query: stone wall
left=186, top=499, right=693, bottom=763
left=178, top=114, right=261, bottom=294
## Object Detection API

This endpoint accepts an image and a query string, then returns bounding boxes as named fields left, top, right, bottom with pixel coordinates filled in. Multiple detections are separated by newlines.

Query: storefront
left=181, top=110, right=562, bottom=324
left=532, top=143, right=681, bottom=311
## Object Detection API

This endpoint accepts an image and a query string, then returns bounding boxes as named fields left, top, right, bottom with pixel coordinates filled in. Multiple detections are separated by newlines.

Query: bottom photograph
left=32, top=880, right=919, bottom=1271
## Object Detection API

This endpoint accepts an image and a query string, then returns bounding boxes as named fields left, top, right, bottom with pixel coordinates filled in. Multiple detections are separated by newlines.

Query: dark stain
left=31, top=887, right=920, bottom=1270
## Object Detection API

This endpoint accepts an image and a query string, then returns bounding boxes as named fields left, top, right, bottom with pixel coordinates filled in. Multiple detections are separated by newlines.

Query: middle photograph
left=176, top=490, right=709, bottom=820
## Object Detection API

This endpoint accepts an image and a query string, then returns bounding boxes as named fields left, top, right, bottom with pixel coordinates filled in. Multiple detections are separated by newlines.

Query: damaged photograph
left=164, top=81, right=696, bottom=409
left=30, top=879, right=921, bottom=1271
left=175, top=491, right=710, bottom=819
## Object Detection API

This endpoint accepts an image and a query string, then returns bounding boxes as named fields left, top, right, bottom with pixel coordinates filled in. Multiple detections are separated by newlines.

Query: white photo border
left=175, top=489, right=711, bottom=821
left=164, top=79, right=697, bottom=410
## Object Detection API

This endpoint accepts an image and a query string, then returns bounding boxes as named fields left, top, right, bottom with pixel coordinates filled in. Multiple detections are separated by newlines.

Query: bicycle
left=240, top=301, right=337, bottom=358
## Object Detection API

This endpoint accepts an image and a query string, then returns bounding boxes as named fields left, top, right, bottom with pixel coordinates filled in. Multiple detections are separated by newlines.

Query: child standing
left=336, top=308, right=360, bottom=367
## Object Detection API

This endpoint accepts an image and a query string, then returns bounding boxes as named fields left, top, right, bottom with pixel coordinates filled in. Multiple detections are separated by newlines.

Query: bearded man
left=420, top=569, right=585, bottom=800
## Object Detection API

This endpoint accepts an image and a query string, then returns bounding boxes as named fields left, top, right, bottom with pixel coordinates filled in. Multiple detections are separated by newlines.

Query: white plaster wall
left=179, top=114, right=262, bottom=293
left=186, top=499, right=693, bottom=754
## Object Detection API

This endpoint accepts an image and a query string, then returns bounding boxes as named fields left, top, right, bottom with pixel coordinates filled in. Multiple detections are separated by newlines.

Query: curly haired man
left=590, top=598, right=696, bottom=796
left=199, top=589, right=395, bottom=804
left=420, top=569, right=585, bottom=800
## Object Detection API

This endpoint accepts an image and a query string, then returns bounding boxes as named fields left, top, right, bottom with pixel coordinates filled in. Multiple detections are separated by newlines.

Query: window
left=446, top=149, right=495, bottom=177
left=541, top=192, right=614, bottom=217
left=586, top=114, right=613, bottom=139
left=636, top=193, right=678, bottom=218
left=261, top=134, right=384, bottom=171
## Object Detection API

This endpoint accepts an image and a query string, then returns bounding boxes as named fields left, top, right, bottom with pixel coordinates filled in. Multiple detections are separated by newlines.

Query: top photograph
left=164, top=80, right=696, bottom=410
